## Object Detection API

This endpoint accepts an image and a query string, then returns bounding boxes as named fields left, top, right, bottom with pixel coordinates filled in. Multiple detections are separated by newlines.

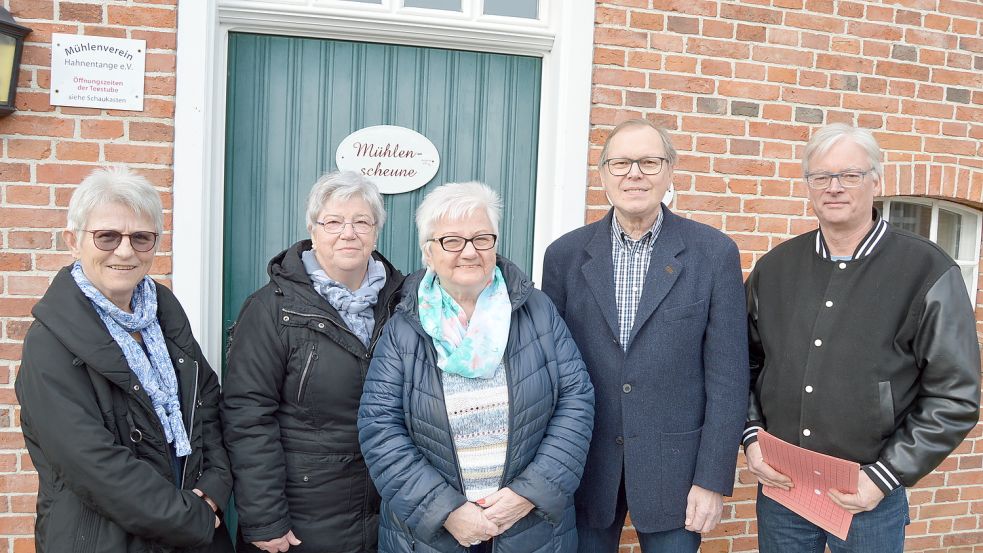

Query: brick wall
left=0, top=0, right=980, bottom=551
left=588, top=0, right=982, bottom=551
left=0, top=0, right=176, bottom=550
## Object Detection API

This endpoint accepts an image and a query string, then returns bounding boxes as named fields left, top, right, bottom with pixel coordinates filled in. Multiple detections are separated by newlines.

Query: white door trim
left=173, top=0, right=595, bottom=362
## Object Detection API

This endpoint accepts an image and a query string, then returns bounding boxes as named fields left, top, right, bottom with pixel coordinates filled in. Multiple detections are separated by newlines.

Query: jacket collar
left=815, top=209, right=889, bottom=261
left=269, top=240, right=405, bottom=322
left=396, top=255, right=533, bottom=330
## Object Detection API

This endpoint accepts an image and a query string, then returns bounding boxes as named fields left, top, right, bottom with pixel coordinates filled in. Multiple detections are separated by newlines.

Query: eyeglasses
left=805, top=170, right=870, bottom=189
left=83, top=230, right=159, bottom=252
left=316, top=219, right=376, bottom=234
left=603, top=157, right=668, bottom=176
left=427, top=233, right=497, bottom=252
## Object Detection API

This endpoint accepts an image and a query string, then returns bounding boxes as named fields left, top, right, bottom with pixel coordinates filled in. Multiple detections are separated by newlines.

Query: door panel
left=223, top=32, right=542, bottom=335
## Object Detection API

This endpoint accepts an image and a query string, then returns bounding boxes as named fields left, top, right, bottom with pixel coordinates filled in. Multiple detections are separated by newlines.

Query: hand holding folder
left=757, top=430, right=859, bottom=541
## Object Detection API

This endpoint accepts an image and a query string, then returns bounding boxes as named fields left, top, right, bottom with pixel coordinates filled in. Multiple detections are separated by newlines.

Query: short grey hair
left=803, top=123, right=883, bottom=182
left=67, top=167, right=164, bottom=235
left=305, top=171, right=387, bottom=233
left=599, top=118, right=678, bottom=167
left=415, top=182, right=502, bottom=263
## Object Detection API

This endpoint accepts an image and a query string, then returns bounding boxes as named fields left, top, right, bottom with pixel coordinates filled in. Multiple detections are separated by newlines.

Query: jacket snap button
left=283, top=315, right=290, bottom=322
left=622, top=383, right=632, bottom=393
left=303, top=475, right=309, bottom=482
left=803, top=428, right=812, bottom=437
left=615, top=436, right=624, bottom=445
left=177, top=358, right=184, bottom=364
left=133, top=384, right=140, bottom=391
left=129, top=429, right=143, bottom=443
left=838, top=262, right=847, bottom=269
left=318, top=322, right=325, bottom=329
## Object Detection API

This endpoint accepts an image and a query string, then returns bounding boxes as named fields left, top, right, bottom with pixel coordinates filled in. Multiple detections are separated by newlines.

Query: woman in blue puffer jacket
left=358, top=182, right=595, bottom=553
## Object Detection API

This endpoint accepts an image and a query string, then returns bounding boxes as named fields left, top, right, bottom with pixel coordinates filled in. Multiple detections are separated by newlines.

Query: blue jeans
left=578, top=476, right=701, bottom=553
left=756, top=484, right=910, bottom=553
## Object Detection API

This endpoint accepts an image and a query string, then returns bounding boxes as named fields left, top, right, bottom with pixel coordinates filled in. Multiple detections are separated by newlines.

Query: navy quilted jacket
left=358, top=256, right=595, bottom=553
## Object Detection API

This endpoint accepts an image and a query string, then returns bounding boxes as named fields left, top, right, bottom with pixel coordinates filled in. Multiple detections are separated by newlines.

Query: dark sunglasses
left=82, top=229, right=159, bottom=252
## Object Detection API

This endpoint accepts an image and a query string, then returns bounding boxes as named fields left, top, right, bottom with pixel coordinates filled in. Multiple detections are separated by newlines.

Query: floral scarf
left=417, top=266, right=511, bottom=379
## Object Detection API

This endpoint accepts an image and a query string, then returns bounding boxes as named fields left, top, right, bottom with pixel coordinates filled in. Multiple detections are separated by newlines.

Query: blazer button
left=615, top=436, right=624, bottom=445
left=622, top=384, right=632, bottom=393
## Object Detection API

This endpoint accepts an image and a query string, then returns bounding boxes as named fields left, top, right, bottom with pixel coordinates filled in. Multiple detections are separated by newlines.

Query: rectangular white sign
left=50, top=33, right=146, bottom=111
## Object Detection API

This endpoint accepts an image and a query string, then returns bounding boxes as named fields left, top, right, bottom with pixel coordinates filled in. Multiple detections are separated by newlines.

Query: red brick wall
left=0, top=0, right=176, bottom=549
left=0, top=0, right=980, bottom=551
left=588, top=0, right=982, bottom=551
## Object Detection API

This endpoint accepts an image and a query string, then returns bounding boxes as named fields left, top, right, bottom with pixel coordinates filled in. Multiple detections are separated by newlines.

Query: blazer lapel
left=581, top=210, right=621, bottom=342
left=628, top=209, right=685, bottom=348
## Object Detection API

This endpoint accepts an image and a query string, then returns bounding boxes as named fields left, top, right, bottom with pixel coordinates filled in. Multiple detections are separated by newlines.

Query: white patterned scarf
left=71, top=262, right=190, bottom=456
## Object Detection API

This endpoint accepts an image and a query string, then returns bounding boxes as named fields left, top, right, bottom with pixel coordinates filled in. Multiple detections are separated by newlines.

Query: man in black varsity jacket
left=744, top=123, right=980, bottom=553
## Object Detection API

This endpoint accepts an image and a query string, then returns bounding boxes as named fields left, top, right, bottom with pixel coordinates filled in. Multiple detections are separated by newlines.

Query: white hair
left=66, top=167, right=163, bottom=235
left=305, top=171, right=387, bottom=233
left=803, top=123, right=883, bottom=181
left=415, top=182, right=502, bottom=264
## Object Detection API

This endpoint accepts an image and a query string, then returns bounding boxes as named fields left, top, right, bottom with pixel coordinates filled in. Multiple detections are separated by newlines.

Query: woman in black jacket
left=15, top=167, right=233, bottom=553
left=222, top=171, right=405, bottom=553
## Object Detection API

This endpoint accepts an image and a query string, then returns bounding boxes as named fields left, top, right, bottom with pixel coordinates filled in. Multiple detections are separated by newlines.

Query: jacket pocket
left=296, top=342, right=319, bottom=404
left=878, top=381, right=895, bottom=438
left=660, top=300, right=706, bottom=322
left=658, top=426, right=702, bottom=514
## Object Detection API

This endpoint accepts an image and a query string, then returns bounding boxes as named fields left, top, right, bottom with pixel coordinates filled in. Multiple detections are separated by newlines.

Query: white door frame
left=173, top=0, right=595, bottom=361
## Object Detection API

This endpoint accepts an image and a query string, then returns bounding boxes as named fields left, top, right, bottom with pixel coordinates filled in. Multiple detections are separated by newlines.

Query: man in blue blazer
left=542, top=119, right=749, bottom=552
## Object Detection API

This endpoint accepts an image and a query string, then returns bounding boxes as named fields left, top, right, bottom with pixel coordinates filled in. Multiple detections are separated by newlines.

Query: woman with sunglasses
left=222, top=171, right=404, bottom=553
left=16, top=167, right=234, bottom=553
left=358, top=182, right=595, bottom=552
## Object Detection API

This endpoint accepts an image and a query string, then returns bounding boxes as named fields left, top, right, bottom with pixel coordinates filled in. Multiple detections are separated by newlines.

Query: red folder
left=758, top=430, right=859, bottom=541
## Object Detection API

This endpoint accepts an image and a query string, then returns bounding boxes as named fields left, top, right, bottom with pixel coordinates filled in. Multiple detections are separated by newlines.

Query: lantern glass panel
left=0, top=33, right=15, bottom=104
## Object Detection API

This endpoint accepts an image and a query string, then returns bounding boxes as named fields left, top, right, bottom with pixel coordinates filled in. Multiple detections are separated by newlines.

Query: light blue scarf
left=417, top=267, right=511, bottom=379
left=302, top=250, right=387, bottom=347
left=70, top=262, right=191, bottom=457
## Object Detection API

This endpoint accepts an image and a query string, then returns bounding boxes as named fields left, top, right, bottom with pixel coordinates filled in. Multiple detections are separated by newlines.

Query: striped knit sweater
left=442, top=362, right=510, bottom=501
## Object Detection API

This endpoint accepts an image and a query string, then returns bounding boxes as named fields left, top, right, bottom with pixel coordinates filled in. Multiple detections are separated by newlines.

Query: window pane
left=960, top=264, right=975, bottom=299
left=937, top=208, right=971, bottom=260
left=483, top=0, right=539, bottom=18
left=889, top=202, right=931, bottom=239
left=347, top=0, right=383, bottom=3
left=873, top=200, right=883, bottom=214
left=404, top=0, right=462, bottom=10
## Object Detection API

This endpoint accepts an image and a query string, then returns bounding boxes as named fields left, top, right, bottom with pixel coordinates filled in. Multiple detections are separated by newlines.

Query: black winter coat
left=358, top=256, right=595, bottom=553
left=222, top=241, right=404, bottom=553
left=16, top=266, right=234, bottom=553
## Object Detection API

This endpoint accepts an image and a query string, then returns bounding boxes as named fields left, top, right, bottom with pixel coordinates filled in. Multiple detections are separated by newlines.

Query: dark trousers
left=577, top=474, right=701, bottom=553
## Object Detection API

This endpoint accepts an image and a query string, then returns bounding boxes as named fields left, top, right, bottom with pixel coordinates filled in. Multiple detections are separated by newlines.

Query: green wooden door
left=223, top=32, right=542, bottom=339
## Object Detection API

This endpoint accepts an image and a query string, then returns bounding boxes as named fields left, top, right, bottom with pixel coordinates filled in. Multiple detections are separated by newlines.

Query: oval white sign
left=335, top=125, right=440, bottom=194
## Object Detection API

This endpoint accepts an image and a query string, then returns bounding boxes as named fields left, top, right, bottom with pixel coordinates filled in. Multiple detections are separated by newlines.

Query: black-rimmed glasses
left=83, top=230, right=159, bottom=252
left=427, top=233, right=497, bottom=252
left=603, top=157, right=668, bottom=176
left=316, top=219, right=376, bottom=234
left=805, top=170, right=870, bottom=189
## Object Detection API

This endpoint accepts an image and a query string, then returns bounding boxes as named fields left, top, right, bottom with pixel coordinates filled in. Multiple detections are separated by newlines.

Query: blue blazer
left=542, top=207, right=749, bottom=533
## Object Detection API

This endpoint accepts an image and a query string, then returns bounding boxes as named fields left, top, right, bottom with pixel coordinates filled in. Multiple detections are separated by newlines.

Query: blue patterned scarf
left=417, top=267, right=511, bottom=379
left=302, top=250, right=387, bottom=347
left=71, top=262, right=191, bottom=456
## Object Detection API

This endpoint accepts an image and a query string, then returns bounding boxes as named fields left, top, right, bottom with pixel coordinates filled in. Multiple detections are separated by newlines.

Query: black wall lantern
left=0, top=8, right=31, bottom=116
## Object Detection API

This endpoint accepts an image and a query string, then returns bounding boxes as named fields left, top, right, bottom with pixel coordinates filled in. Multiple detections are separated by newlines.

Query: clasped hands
left=444, top=487, right=534, bottom=547
left=745, top=442, right=885, bottom=514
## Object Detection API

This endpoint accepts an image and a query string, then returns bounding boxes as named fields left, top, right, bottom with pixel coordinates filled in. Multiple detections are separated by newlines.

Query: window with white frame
left=874, top=197, right=982, bottom=301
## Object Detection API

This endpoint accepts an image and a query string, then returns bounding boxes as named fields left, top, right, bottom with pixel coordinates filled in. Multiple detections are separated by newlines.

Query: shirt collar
left=611, top=206, right=663, bottom=250
left=815, top=208, right=889, bottom=261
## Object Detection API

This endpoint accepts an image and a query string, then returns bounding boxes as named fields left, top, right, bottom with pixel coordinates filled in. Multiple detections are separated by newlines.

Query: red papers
left=758, top=430, right=859, bottom=541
